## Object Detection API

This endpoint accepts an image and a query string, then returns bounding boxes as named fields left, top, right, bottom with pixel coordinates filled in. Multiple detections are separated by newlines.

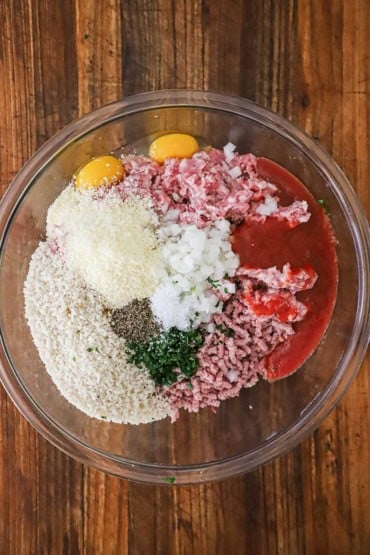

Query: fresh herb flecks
left=126, top=328, right=204, bottom=387
left=162, top=476, right=176, bottom=484
left=207, top=277, right=220, bottom=289
left=317, top=199, right=330, bottom=215
left=215, top=324, right=234, bottom=337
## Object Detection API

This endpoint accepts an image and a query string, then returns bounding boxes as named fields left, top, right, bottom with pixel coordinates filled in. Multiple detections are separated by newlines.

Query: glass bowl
left=0, top=91, right=368, bottom=485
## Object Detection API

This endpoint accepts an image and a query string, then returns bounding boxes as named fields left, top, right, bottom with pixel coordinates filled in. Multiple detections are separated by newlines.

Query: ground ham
left=118, top=148, right=311, bottom=228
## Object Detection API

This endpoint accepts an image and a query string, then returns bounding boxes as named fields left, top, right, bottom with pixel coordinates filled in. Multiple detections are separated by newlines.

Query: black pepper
left=109, top=298, right=160, bottom=343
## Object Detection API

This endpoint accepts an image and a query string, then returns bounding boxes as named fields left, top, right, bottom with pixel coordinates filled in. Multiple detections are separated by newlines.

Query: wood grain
left=0, top=1, right=369, bottom=553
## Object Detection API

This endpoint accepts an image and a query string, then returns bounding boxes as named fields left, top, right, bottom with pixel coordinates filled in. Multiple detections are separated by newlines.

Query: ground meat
left=164, top=256, right=318, bottom=419
left=163, top=294, right=294, bottom=421
left=112, top=147, right=316, bottom=419
left=117, top=149, right=311, bottom=229
left=236, top=264, right=317, bottom=323
left=273, top=200, right=311, bottom=227
left=241, top=281, right=308, bottom=323
left=237, top=263, right=318, bottom=293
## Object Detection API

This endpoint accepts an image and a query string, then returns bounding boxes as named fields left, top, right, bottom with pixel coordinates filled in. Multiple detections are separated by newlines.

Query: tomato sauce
left=232, top=158, right=338, bottom=381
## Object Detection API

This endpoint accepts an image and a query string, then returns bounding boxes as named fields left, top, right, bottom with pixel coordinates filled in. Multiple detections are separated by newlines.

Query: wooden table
left=0, top=1, right=369, bottom=553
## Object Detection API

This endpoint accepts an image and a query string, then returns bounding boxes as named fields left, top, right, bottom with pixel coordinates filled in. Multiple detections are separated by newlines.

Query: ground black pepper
left=109, top=299, right=160, bottom=343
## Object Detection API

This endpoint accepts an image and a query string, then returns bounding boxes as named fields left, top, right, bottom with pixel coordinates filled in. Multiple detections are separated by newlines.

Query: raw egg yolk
left=75, top=155, right=124, bottom=190
left=149, top=133, right=199, bottom=163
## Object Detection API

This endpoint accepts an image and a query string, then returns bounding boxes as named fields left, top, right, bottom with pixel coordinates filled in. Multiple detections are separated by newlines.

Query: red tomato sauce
left=232, top=158, right=338, bottom=381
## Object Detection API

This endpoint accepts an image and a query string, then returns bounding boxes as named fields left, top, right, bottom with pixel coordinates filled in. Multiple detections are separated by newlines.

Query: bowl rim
left=0, top=89, right=369, bottom=484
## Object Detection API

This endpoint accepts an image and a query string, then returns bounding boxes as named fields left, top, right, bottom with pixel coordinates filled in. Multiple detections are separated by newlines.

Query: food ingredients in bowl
left=151, top=220, right=238, bottom=330
left=24, top=243, right=171, bottom=424
left=127, top=327, right=204, bottom=386
left=74, top=155, right=124, bottom=189
left=149, top=133, right=199, bottom=163
left=24, top=136, right=338, bottom=425
left=110, top=299, right=160, bottom=343
left=47, top=191, right=162, bottom=307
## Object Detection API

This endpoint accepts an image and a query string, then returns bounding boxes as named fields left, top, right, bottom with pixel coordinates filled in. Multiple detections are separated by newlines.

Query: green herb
left=72, top=356, right=76, bottom=362
left=224, top=287, right=229, bottom=294
left=126, top=328, right=204, bottom=386
left=215, top=324, right=233, bottom=337
left=224, top=273, right=230, bottom=279
left=162, top=476, right=176, bottom=484
left=207, top=277, right=220, bottom=288
left=87, top=347, right=93, bottom=352
left=187, top=382, right=193, bottom=390
left=191, top=285, right=197, bottom=294
left=195, top=311, right=200, bottom=317
left=101, top=415, right=107, bottom=420
left=95, top=347, right=100, bottom=353
left=317, top=199, right=330, bottom=215
left=83, top=33, right=90, bottom=39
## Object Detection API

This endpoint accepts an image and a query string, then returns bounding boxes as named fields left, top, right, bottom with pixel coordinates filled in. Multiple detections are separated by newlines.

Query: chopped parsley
left=215, top=324, right=234, bottom=337
left=224, top=287, right=229, bottom=294
left=95, top=347, right=100, bottom=353
left=86, top=347, right=93, bottom=352
left=317, top=199, right=330, bottom=215
left=207, top=277, right=220, bottom=288
left=187, top=382, right=193, bottom=390
left=126, top=328, right=204, bottom=387
left=83, top=33, right=90, bottom=39
left=100, top=415, right=107, bottom=420
left=162, top=476, right=176, bottom=484
left=72, top=356, right=76, bottom=362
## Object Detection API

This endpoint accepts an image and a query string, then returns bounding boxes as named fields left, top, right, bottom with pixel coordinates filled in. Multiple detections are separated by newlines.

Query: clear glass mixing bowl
left=0, top=91, right=368, bottom=484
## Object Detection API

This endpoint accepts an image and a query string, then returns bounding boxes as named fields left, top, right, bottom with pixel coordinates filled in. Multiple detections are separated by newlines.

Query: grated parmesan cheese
left=47, top=187, right=163, bottom=308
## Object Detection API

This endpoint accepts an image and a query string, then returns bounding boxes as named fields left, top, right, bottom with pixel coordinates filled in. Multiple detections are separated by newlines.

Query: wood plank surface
left=0, top=1, right=369, bottom=553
